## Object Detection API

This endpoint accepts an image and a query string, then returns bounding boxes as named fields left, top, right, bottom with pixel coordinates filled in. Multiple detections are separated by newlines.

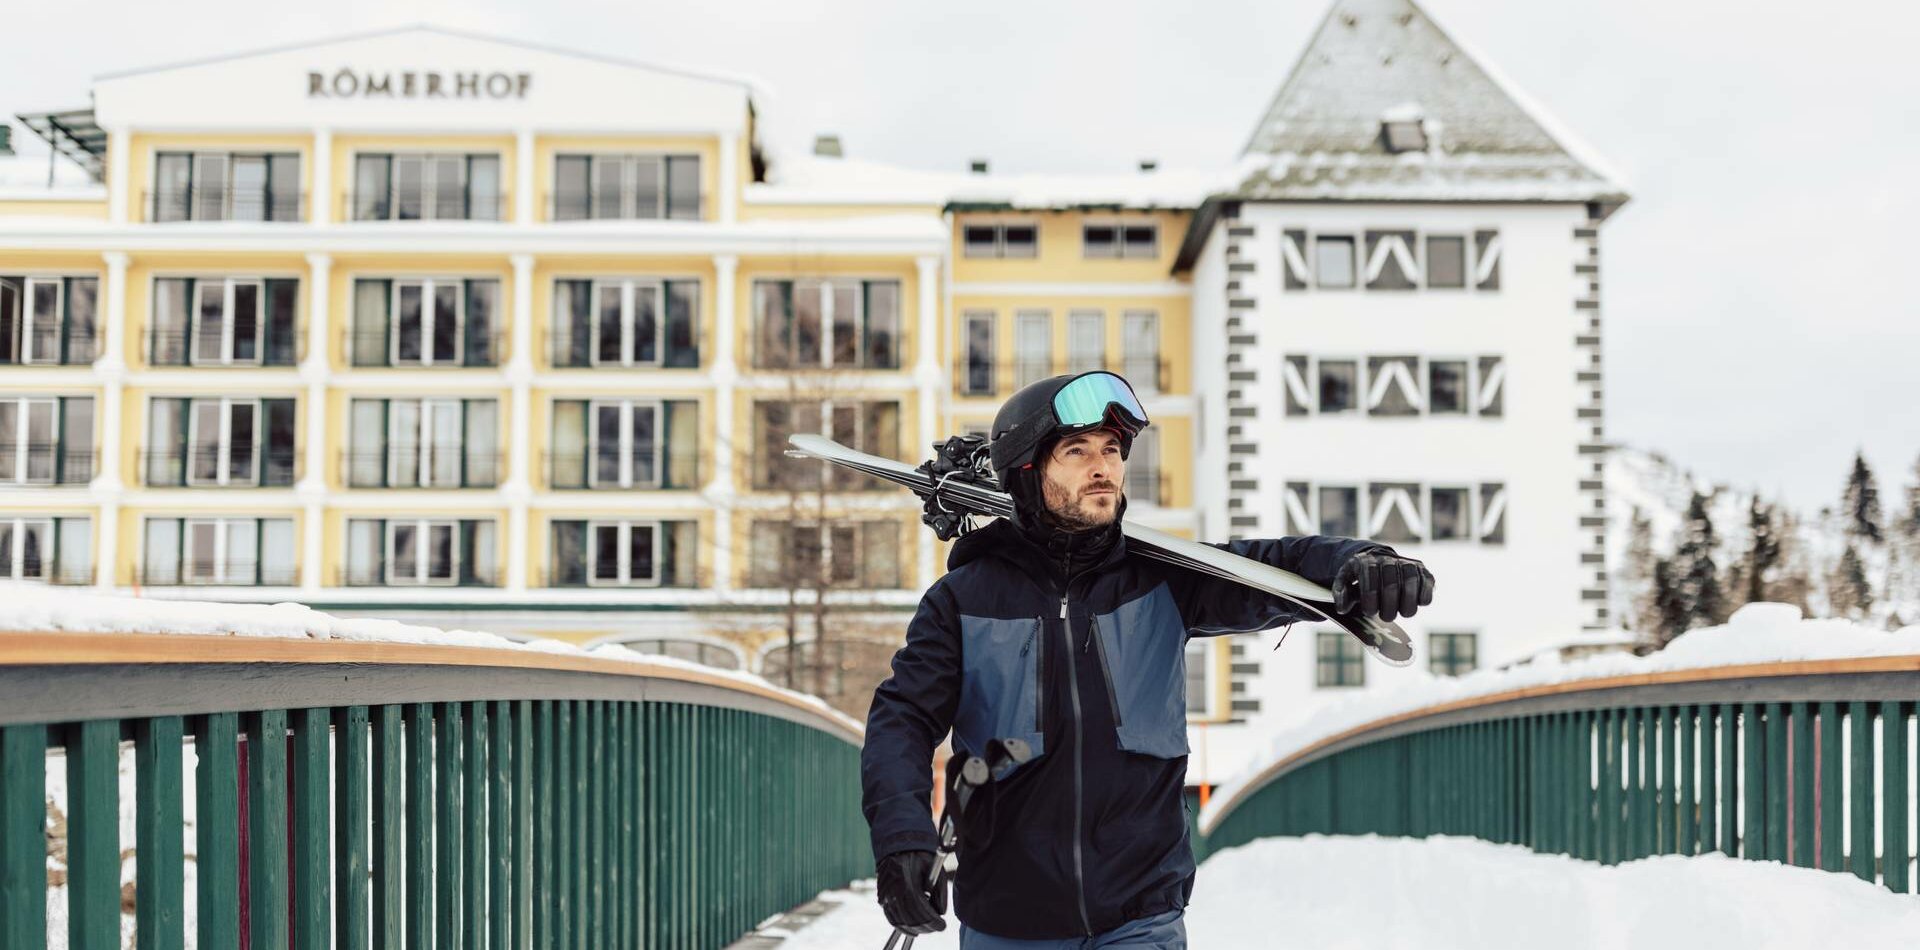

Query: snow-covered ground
left=768, top=835, right=1920, bottom=949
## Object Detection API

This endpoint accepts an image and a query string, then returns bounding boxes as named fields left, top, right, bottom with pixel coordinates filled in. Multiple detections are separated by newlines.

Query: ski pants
left=959, top=909, right=1186, bottom=949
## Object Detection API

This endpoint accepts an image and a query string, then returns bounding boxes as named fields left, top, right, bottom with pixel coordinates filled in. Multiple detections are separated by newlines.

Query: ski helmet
left=988, top=371, right=1150, bottom=484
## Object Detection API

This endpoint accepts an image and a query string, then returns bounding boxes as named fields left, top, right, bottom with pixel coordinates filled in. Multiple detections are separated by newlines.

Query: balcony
left=0, top=447, right=96, bottom=485
left=1, top=329, right=96, bottom=366
left=139, top=561, right=300, bottom=587
left=347, top=189, right=506, bottom=223
left=146, top=187, right=304, bottom=223
left=139, top=447, right=298, bottom=488
left=548, top=187, right=704, bottom=223
left=347, top=326, right=504, bottom=368
left=146, top=327, right=302, bottom=367
left=955, top=355, right=1170, bottom=396
left=333, top=564, right=501, bottom=588
left=342, top=449, right=503, bottom=489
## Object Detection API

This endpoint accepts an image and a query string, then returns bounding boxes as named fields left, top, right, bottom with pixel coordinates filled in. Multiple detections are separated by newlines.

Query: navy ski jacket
left=861, top=517, right=1384, bottom=939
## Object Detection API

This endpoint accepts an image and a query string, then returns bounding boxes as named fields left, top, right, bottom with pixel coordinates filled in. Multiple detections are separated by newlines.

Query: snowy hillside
left=1605, top=444, right=1920, bottom=633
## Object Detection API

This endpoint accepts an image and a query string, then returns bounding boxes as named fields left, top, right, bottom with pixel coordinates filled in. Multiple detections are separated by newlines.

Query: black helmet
left=988, top=371, right=1150, bottom=484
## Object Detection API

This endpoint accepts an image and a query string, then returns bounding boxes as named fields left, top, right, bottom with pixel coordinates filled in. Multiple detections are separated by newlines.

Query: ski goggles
left=1051, top=371, right=1149, bottom=436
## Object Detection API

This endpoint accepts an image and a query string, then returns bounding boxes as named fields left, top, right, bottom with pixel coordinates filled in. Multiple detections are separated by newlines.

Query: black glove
left=1333, top=551, right=1435, bottom=622
left=876, top=850, right=948, bottom=934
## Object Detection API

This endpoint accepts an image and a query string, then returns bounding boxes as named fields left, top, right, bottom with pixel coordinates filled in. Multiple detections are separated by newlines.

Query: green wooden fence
left=0, top=636, right=866, bottom=950
left=1199, top=661, right=1919, bottom=895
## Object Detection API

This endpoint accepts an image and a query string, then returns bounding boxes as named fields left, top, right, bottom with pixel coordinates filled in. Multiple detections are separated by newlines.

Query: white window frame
left=588, top=279, right=665, bottom=368
left=1082, top=221, right=1160, bottom=260
left=962, top=221, right=1038, bottom=259
left=386, top=397, right=465, bottom=489
left=594, top=154, right=667, bottom=219
left=958, top=310, right=996, bottom=396
left=1426, top=484, right=1476, bottom=543
left=1013, top=310, right=1052, bottom=388
left=181, top=517, right=253, bottom=585
left=1291, top=228, right=1499, bottom=292
left=386, top=519, right=459, bottom=587
left=387, top=154, right=469, bottom=222
left=0, top=517, right=54, bottom=580
left=389, top=278, right=465, bottom=367
left=184, top=396, right=262, bottom=487
left=0, top=396, right=58, bottom=485
left=585, top=519, right=664, bottom=588
left=586, top=399, right=663, bottom=489
left=1120, top=310, right=1160, bottom=395
left=22, top=278, right=63, bottom=365
left=1066, top=309, right=1105, bottom=374
left=188, top=278, right=266, bottom=366
left=1184, top=638, right=1219, bottom=720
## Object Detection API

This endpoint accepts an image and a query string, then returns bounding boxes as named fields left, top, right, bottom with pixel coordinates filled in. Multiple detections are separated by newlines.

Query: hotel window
left=1316, top=632, right=1365, bottom=687
left=551, top=279, right=700, bottom=369
left=621, top=638, right=739, bottom=670
left=748, top=520, right=901, bottom=589
left=753, top=400, right=900, bottom=491
left=1313, top=236, right=1356, bottom=288
left=962, top=222, right=1038, bottom=258
left=350, top=278, right=498, bottom=367
left=1083, top=222, right=1158, bottom=259
left=152, top=151, right=301, bottom=222
left=0, top=516, right=91, bottom=584
left=1318, top=486, right=1359, bottom=537
left=752, top=279, right=901, bottom=370
left=548, top=399, right=697, bottom=490
left=144, top=396, right=296, bottom=488
left=352, top=153, right=503, bottom=221
left=1120, top=310, right=1160, bottom=395
left=1127, top=426, right=1162, bottom=507
left=346, top=398, right=499, bottom=488
left=1429, top=486, right=1471, bottom=541
left=1317, top=360, right=1357, bottom=413
left=0, top=276, right=98, bottom=365
left=343, top=518, right=497, bottom=587
left=1368, top=482, right=1422, bottom=544
left=1013, top=310, right=1052, bottom=388
left=1067, top=310, right=1105, bottom=374
left=552, top=153, right=701, bottom=221
left=1428, top=360, right=1468, bottom=415
left=141, top=517, right=296, bottom=587
left=549, top=520, right=697, bottom=588
left=958, top=311, right=995, bottom=396
left=1366, top=356, right=1420, bottom=416
left=1430, top=632, right=1479, bottom=677
left=150, top=277, right=299, bottom=367
left=1363, top=231, right=1418, bottom=291
left=0, top=396, right=93, bottom=484
left=1184, top=639, right=1214, bottom=717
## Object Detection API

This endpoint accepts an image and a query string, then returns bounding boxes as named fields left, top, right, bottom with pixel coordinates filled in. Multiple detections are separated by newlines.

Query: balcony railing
left=0, top=447, right=96, bottom=485
left=1, top=328, right=96, bottom=366
left=139, top=562, right=301, bottom=587
left=146, top=327, right=302, bottom=367
left=332, top=563, right=502, bottom=588
left=146, top=188, right=305, bottom=223
left=1128, top=468, right=1169, bottom=507
left=955, top=355, right=1170, bottom=397
left=347, top=327, right=505, bottom=368
left=342, top=449, right=503, bottom=489
left=547, top=187, right=704, bottom=222
left=545, top=452, right=687, bottom=491
left=543, top=328, right=703, bottom=370
left=346, top=190, right=507, bottom=222
left=139, top=448, right=298, bottom=488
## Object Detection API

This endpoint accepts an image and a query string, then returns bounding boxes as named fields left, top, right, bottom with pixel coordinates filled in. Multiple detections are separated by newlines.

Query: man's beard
left=1042, top=477, right=1119, bottom=531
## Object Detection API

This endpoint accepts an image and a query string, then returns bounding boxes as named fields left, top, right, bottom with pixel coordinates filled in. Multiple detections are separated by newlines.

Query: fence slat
left=1743, top=703, right=1765, bottom=860
left=0, top=725, right=48, bottom=949
left=293, top=706, right=331, bottom=949
left=246, top=709, right=290, bottom=950
left=372, top=706, right=402, bottom=949
left=405, top=704, right=434, bottom=950
left=195, top=714, right=240, bottom=950
left=136, top=717, right=186, bottom=950
left=1850, top=701, right=1874, bottom=881
left=69, top=719, right=120, bottom=950
left=1677, top=706, right=1695, bottom=856
left=437, top=701, right=465, bottom=950
left=491, top=700, right=513, bottom=950
left=336, top=707, right=371, bottom=950
left=467, top=701, right=489, bottom=946
left=1884, top=701, right=1909, bottom=893
left=1818, top=702, right=1842, bottom=872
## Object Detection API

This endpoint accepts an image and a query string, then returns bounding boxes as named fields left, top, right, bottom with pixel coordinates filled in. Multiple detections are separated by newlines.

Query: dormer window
left=1380, top=103, right=1428, bottom=154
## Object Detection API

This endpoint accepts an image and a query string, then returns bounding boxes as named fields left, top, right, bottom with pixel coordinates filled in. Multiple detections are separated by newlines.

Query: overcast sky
left=6, top=0, right=1915, bottom=514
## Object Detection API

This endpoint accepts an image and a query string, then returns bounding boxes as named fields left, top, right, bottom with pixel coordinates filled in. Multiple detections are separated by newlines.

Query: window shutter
left=1281, top=230, right=1310, bottom=290
left=1476, top=356, right=1505, bottom=417
left=1284, top=482, right=1315, bottom=536
left=1478, top=483, right=1507, bottom=545
left=1473, top=230, right=1502, bottom=290
left=1283, top=356, right=1312, bottom=416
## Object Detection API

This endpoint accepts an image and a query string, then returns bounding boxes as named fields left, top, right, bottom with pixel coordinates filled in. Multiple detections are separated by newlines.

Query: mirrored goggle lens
left=1052, top=372, right=1149, bottom=431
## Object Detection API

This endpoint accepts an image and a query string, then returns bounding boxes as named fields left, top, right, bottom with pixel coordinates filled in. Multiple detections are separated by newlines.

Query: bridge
left=2, top=625, right=1916, bottom=949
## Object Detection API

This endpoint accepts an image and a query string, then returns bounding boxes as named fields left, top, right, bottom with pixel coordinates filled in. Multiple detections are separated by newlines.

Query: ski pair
left=785, top=433, right=1414, bottom=666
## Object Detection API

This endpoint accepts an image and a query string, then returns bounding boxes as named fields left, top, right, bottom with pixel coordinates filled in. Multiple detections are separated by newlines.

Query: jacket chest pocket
left=1091, top=584, right=1190, bottom=759
left=956, top=614, right=1046, bottom=769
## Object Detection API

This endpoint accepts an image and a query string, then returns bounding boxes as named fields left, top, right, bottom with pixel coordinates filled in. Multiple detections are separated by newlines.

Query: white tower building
left=1176, top=0, right=1629, bottom=779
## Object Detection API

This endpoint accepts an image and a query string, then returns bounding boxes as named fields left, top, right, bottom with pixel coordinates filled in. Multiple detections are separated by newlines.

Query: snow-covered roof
left=1233, top=0, right=1628, bottom=205
left=0, top=143, right=102, bottom=198
left=1202, top=602, right=1920, bottom=829
left=752, top=148, right=1226, bottom=210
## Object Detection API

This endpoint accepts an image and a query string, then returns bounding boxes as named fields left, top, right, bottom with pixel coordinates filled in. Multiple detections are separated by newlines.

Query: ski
left=786, top=433, right=1413, bottom=666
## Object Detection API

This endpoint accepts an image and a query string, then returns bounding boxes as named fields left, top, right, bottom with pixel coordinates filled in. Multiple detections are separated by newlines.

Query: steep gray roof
left=1234, top=0, right=1628, bottom=205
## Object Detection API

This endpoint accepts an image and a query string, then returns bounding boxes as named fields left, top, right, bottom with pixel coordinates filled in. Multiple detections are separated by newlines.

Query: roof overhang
left=14, top=108, right=106, bottom=182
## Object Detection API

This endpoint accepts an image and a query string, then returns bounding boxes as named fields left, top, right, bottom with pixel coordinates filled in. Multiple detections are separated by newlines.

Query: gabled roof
left=1233, top=0, right=1628, bottom=205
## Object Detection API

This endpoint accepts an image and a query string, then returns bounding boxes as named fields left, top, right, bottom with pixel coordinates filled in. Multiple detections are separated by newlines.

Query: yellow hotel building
left=0, top=27, right=1214, bottom=716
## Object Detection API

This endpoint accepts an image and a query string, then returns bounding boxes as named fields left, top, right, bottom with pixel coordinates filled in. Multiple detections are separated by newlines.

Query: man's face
left=1039, top=430, right=1126, bottom=530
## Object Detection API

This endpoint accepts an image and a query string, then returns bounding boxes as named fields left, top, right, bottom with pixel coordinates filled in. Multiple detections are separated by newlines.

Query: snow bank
left=1202, top=604, right=1920, bottom=829
left=0, top=584, right=860, bottom=733
left=768, top=835, right=1920, bottom=949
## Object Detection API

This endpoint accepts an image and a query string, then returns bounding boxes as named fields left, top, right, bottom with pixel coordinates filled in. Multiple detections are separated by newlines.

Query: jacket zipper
left=1023, top=618, right=1044, bottom=734
left=1087, top=615, right=1124, bottom=729
left=1059, top=552, right=1095, bottom=936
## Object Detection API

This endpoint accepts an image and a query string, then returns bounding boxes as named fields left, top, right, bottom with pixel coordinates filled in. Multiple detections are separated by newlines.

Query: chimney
left=1138, top=158, right=1158, bottom=173
left=812, top=134, right=843, bottom=159
left=969, top=158, right=989, bottom=175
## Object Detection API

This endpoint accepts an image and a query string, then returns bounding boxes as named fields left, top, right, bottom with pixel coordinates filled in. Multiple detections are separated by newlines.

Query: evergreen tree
left=1902, top=453, right=1920, bottom=544
left=1650, top=557, right=1692, bottom=647
left=1840, top=451, right=1885, bottom=544
left=1742, top=496, right=1781, bottom=605
left=1769, top=510, right=1814, bottom=614
left=1672, top=491, right=1726, bottom=628
left=1620, top=509, right=1656, bottom=632
left=1830, top=544, right=1873, bottom=618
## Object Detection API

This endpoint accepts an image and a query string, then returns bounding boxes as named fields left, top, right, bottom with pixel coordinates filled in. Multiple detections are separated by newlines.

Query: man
left=862, top=371, right=1435, bottom=948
